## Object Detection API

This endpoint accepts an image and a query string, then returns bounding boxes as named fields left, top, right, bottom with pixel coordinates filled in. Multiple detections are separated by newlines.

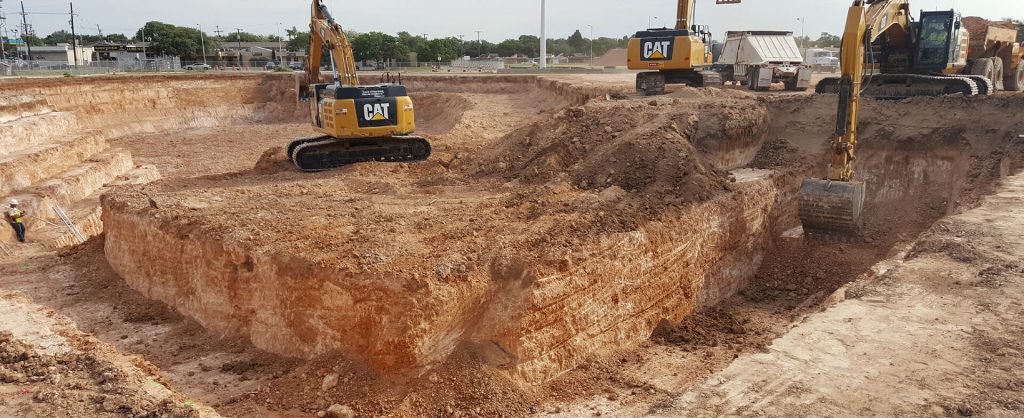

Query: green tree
left=351, top=32, right=407, bottom=63
left=496, top=39, right=522, bottom=57
left=135, top=22, right=220, bottom=59
left=464, top=40, right=495, bottom=58
left=814, top=32, right=841, bottom=48
left=517, top=35, right=540, bottom=57
left=286, top=27, right=311, bottom=53
left=224, top=31, right=267, bottom=43
left=567, top=30, right=586, bottom=54
left=23, top=35, right=45, bottom=46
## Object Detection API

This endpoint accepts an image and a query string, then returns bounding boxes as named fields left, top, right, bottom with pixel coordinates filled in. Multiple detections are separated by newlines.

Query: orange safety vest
left=8, top=209, right=24, bottom=224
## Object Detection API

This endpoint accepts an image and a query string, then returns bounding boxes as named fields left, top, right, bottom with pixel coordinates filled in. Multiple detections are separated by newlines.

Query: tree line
left=4, top=21, right=628, bottom=62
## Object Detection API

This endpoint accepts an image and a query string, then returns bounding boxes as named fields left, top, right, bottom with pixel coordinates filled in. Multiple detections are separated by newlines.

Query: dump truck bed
left=717, top=31, right=804, bottom=65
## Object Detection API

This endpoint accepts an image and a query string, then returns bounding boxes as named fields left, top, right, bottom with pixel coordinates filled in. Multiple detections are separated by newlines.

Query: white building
left=16, top=43, right=94, bottom=65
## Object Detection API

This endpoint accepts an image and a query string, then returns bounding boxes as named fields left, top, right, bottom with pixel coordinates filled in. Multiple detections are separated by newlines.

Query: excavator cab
left=913, top=11, right=966, bottom=73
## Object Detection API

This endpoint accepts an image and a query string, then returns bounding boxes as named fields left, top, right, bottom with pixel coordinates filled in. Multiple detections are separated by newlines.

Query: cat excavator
left=627, top=0, right=742, bottom=95
left=288, top=0, right=430, bottom=171
left=798, top=0, right=990, bottom=234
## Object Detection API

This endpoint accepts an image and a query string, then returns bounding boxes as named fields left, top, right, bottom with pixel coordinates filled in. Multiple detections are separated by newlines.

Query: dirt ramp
left=411, top=93, right=473, bottom=135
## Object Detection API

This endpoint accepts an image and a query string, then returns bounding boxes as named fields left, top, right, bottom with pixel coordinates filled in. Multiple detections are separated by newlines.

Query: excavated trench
left=4, top=72, right=1024, bottom=415
left=90, top=74, right=1024, bottom=392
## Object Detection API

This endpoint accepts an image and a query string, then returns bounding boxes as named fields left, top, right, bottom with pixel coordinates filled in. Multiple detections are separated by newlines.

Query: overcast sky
left=4, top=0, right=1023, bottom=42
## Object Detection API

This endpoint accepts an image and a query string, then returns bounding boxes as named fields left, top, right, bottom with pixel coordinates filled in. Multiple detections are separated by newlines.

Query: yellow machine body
left=626, top=35, right=710, bottom=71
left=312, top=94, right=416, bottom=138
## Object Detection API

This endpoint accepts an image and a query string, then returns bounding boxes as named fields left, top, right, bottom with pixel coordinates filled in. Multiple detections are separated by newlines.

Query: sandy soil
left=1, top=73, right=1023, bottom=417
left=657, top=172, right=1024, bottom=417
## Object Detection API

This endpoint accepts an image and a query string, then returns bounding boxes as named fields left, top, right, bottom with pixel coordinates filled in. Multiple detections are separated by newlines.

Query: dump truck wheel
left=1006, top=60, right=1024, bottom=92
left=991, top=58, right=1005, bottom=92
left=970, top=58, right=995, bottom=84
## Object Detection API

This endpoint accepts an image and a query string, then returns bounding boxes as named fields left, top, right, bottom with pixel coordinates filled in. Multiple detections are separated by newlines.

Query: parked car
left=265, top=62, right=279, bottom=70
left=288, top=61, right=304, bottom=70
left=184, top=64, right=212, bottom=71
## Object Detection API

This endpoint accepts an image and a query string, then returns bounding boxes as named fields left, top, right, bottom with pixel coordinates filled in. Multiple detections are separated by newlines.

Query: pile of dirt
left=471, top=98, right=734, bottom=205
left=962, top=16, right=1019, bottom=40
left=0, top=331, right=199, bottom=417
left=218, top=348, right=535, bottom=417
left=749, top=138, right=801, bottom=169
left=593, top=48, right=627, bottom=67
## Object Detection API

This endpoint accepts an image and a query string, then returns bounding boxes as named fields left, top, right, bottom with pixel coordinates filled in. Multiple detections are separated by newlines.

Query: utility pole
left=234, top=28, right=242, bottom=48
left=69, top=2, right=77, bottom=68
left=214, top=25, right=223, bottom=38
left=590, top=24, right=596, bottom=68
left=197, top=24, right=207, bottom=65
left=797, top=17, right=806, bottom=50
left=458, top=34, right=464, bottom=58
left=0, top=0, right=7, bottom=62
left=19, top=1, right=30, bottom=65
left=277, top=22, right=283, bottom=63
left=539, top=0, right=546, bottom=69
left=474, top=30, right=482, bottom=57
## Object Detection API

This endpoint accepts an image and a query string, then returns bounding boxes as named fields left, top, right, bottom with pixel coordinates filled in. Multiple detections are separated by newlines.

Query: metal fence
left=0, top=58, right=182, bottom=77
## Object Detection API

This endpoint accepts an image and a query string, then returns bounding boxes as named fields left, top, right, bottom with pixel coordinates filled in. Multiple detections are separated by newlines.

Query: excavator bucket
left=797, top=179, right=866, bottom=235
left=296, top=72, right=312, bottom=101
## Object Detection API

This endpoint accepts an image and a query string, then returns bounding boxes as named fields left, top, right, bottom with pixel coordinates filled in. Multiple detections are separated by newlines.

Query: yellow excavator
left=627, top=0, right=742, bottom=95
left=798, top=0, right=992, bottom=234
left=288, top=0, right=430, bottom=171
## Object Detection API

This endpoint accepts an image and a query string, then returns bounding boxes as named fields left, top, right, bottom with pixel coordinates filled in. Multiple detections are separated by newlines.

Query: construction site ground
left=0, top=72, right=1022, bottom=417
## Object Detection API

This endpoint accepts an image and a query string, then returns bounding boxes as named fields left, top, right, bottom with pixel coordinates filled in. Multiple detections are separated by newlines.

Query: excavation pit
left=93, top=76, right=1024, bottom=385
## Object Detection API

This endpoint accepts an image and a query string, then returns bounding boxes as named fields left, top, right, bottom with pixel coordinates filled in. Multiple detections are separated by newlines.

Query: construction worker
left=4, top=199, right=26, bottom=243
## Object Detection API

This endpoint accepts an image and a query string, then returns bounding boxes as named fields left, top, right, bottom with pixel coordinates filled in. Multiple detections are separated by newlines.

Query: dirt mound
left=594, top=48, right=627, bottom=67
left=472, top=98, right=737, bottom=206
left=749, top=138, right=801, bottom=169
left=0, top=330, right=200, bottom=417
left=963, top=16, right=1019, bottom=39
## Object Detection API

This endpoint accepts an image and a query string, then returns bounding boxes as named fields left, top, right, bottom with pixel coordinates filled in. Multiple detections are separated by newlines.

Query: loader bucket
left=797, top=179, right=866, bottom=235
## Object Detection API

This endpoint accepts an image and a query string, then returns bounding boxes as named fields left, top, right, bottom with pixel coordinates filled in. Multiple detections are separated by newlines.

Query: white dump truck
left=716, top=31, right=813, bottom=91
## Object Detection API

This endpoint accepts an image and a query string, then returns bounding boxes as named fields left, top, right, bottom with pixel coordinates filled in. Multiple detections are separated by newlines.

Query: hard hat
left=9, top=199, right=18, bottom=205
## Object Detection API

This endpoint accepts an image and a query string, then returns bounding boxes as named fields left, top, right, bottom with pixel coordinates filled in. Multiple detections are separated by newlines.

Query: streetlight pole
left=587, top=24, right=593, bottom=68
left=797, top=17, right=805, bottom=50
left=197, top=24, right=207, bottom=65
left=539, top=0, right=546, bottom=69
left=277, top=22, right=283, bottom=65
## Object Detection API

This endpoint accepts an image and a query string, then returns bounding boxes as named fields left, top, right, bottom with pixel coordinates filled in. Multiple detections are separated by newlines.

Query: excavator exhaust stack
left=797, top=179, right=866, bottom=235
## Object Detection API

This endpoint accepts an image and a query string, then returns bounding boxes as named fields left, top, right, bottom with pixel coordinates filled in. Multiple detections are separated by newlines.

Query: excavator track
left=288, top=135, right=431, bottom=172
left=816, top=73, right=984, bottom=98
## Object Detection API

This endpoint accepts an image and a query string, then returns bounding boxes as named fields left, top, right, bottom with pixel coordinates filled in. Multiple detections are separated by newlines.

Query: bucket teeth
left=797, top=179, right=866, bottom=235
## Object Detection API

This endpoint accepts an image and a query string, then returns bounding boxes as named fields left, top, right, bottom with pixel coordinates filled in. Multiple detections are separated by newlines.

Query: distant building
left=16, top=43, right=94, bottom=65
left=216, top=42, right=305, bottom=66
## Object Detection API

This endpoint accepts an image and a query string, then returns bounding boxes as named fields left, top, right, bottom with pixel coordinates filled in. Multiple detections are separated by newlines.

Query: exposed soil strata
left=100, top=89, right=1024, bottom=387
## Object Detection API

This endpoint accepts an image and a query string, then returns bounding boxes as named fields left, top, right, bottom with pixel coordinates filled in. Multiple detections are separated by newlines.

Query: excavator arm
left=798, top=0, right=912, bottom=235
left=829, top=0, right=913, bottom=181
left=299, top=0, right=359, bottom=99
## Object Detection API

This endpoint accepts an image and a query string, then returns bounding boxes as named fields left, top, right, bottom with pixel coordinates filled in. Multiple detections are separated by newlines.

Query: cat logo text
left=642, top=40, right=673, bottom=61
left=363, top=103, right=391, bottom=121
